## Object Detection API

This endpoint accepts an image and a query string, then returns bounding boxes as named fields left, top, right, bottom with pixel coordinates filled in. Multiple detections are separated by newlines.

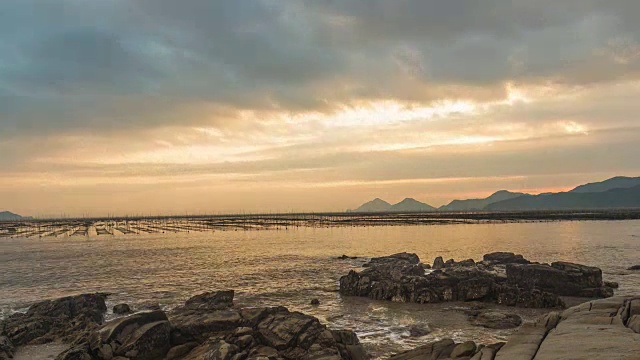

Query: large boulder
left=56, top=311, right=172, bottom=360
left=506, top=262, right=611, bottom=297
left=0, top=293, right=108, bottom=346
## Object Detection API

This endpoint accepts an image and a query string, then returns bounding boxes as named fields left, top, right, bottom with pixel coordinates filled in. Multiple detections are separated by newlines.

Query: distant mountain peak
left=569, top=176, right=640, bottom=193
left=352, top=197, right=436, bottom=213
left=0, top=211, right=27, bottom=221
left=440, top=190, right=527, bottom=211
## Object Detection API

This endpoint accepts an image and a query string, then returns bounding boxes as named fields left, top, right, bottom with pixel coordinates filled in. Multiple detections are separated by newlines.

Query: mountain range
left=351, top=176, right=640, bottom=212
left=352, top=198, right=436, bottom=212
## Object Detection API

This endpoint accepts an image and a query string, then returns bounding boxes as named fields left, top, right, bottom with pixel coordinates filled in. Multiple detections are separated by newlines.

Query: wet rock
left=604, top=281, right=619, bottom=289
left=112, top=304, right=131, bottom=315
left=628, top=265, right=640, bottom=270
left=468, top=311, right=522, bottom=329
left=506, top=262, right=609, bottom=297
left=338, top=255, right=358, bottom=260
left=408, top=325, right=431, bottom=337
left=310, top=299, right=320, bottom=306
left=456, top=259, right=476, bottom=267
left=339, top=252, right=573, bottom=308
left=115, top=320, right=171, bottom=359
left=389, top=338, right=456, bottom=360
left=184, top=290, right=234, bottom=311
left=483, top=252, right=530, bottom=265
left=165, top=342, right=198, bottom=360
left=170, top=309, right=243, bottom=342
left=0, top=293, right=107, bottom=346
left=451, top=341, right=476, bottom=357
left=433, top=256, right=445, bottom=270
left=138, top=302, right=161, bottom=311
left=0, top=336, right=15, bottom=360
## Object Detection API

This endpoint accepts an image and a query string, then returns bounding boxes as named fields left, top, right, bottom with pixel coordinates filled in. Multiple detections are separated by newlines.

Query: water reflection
left=1, top=220, right=640, bottom=357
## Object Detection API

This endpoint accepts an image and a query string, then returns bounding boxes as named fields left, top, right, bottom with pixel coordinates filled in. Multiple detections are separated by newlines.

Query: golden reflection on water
left=1, top=220, right=640, bottom=358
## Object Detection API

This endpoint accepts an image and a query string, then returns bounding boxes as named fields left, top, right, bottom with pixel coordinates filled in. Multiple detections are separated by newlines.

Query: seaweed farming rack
left=1, top=209, right=640, bottom=239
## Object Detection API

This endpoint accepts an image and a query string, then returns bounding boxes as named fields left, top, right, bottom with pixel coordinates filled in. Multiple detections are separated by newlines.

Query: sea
left=2, top=220, right=640, bottom=358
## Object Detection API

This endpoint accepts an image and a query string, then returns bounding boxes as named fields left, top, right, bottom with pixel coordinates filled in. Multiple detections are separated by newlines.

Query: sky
left=1, top=0, right=640, bottom=217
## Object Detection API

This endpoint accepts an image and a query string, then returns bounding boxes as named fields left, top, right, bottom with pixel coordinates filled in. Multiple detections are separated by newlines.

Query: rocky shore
left=0, top=291, right=367, bottom=360
left=389, top=295, right=640, bottom=359
left=339, top=252, right=615, bottom=308
left=1, top=251, right=636, bottom=360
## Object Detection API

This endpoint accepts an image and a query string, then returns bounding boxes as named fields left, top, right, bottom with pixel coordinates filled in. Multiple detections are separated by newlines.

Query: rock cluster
left=390, top=296, right=640, bottom=359
left=42, top=290, right=367, bottom=360
left=0, top=293, right=108, bottom=349
left=339, top=252, right=615, bottom=308
left=388, top=338, right=504, bottom=360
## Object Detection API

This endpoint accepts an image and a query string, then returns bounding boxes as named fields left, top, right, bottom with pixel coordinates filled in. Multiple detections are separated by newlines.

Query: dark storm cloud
left=1, top=0, right=640, bottom=138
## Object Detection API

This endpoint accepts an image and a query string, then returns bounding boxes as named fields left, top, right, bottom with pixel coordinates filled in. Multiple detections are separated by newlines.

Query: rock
left=310, top=299, right=320, bottom=306
left=257, top=311, right=318, bottom=350
left=389, top=338, right=456, bottom=360
left=28, top=290, right=368, bottom=360
left=204, top=340, right=239, bottom=360
left=433, top=256, right=445, bottom=269
left=483, top=252, right=530, bottom=264
left=87, top=311, right=172, bottom=360
left=338, top=255, right=358, bottom=260
left=468, top=311, right=522, bottom=329
left=604, top=281, right=619, bottom=289
left=1, top=293, right=108, bottom=346
left=113, top=304, right=131, bottom=315
left=165, top=342, right=198, bottom=360
left=339, top=252, right=573, bottom=308
left=628, top=265, right=640, bottom=270
left=114, top=320, right=171, bottom=359
left=184, top=290, right=234, bottom=311
left=444, top=259, right=455, bottom=268
left=450, top=341, right=476, bottom=358
left=408, top=325, right=431, bottom=337
left=169, top=309, right=243, bottom=342
left=532, top=297, right=640, bottom=359
left=456, top=259, right=476, bottom=267
left=138, top=302, right=161, bottom=311
left=0, top=336, right=15, bottom=360
left=506, top=262, right=610, bottom=297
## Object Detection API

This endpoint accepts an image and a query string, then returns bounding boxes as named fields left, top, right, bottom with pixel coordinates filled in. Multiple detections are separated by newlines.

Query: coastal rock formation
left=389, top=338, right=504, bottom=360
left=0, top=293, right=108, bottom=347
left=392, top=296, right=640, bottom=359
left=339, top=252, right=615, bottom=308
left=51, top=290, right=367, bottom=360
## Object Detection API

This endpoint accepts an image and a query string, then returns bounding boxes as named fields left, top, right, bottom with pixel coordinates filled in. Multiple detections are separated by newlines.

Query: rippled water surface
left=2, top=221, right=640, bottom=358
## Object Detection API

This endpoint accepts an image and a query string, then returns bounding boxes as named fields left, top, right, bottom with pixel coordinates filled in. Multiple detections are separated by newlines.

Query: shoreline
left=3, top=251, right=639, bottom=359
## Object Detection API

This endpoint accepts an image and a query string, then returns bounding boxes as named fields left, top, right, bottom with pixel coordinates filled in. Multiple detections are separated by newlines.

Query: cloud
left=1, top=0, right=640, bottom=214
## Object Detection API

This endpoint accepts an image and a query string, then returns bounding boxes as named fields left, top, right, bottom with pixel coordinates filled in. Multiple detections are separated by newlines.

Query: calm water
left=2, top=220, right=640, bottom=358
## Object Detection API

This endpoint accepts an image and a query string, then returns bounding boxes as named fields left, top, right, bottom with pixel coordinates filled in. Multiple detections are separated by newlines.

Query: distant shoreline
left=1, top=209, right=640, bottom=238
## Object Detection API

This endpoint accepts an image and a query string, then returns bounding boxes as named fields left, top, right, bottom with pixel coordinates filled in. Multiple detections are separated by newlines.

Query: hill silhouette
left=0, top=211, right=27, bottom=221
left=487, top=184, right=640, bottom=211
left=353, top=176, right=640, bottom=212
left=569, top=176, right=640, bottom=193
left=440, top=190, right=527, bottom=211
